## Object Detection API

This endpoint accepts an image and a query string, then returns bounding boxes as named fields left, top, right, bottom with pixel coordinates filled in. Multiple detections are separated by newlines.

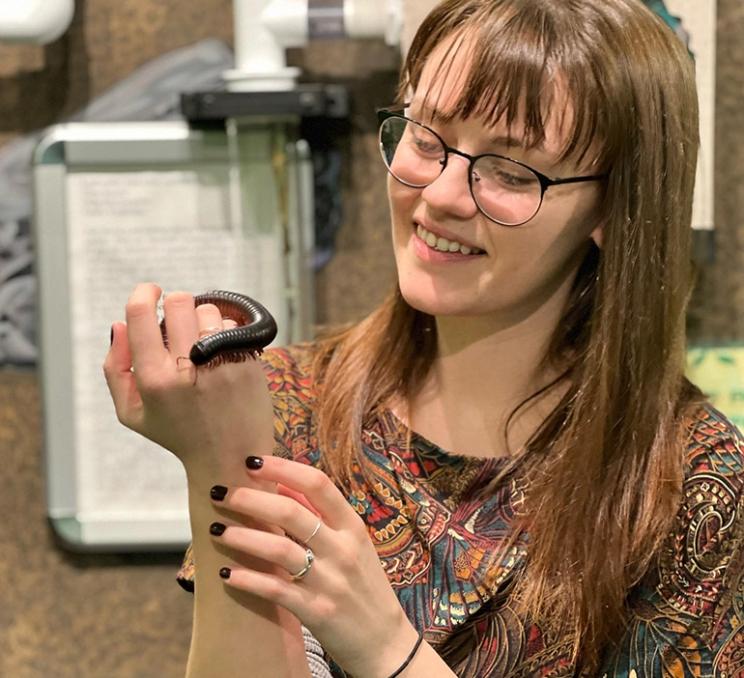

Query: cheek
left=388, top=179, right=420, bottom=242
left=388, top=176, right=419, bottom=216
left=484, top=197, right=598, bottom=284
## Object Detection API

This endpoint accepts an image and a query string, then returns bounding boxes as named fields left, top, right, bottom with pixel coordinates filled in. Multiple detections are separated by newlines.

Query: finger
left=103, top=321, right=143, bottom=424
left=211, top=524, right=311, bottom=579
left=217, top=567, right=311, bottom=623
left=277, top=483, right=322, bottom=518
left=161, top=291, right=198, bottom=362
left=244, top=456, right=357, bottom=531
left=125, top=283, right=169, bottom=373
left=213, top=486, right=329, bottom=552
left=195, top=303, right=224, bottom=339
left=222, top=318, right=238, bottom=330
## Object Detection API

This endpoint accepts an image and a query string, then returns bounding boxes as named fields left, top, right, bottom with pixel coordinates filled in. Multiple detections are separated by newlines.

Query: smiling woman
left=105, top=0, right=743, bottom=676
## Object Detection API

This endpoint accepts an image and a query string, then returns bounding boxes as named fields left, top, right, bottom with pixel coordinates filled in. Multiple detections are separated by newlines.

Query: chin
left=397, top=278, right=472, bottom=318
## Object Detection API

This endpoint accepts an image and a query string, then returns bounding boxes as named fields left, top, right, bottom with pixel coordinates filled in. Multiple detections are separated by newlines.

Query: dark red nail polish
left=210, top=522, right=226, bottom=536
left=219, top=567, right=231, bottom=580
left=110, top=325, right=114, bottom=346
left=210, top=485, right=228, bottom=501
left=245, top=455, right=264, bottom=470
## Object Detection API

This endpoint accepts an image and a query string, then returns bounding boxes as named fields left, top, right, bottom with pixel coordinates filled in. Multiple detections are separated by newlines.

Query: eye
left=474, top=156, right=538, bottom=192
left=495, top=171, right=532, bottom=187
left=411, top=131, right=442, bottom=157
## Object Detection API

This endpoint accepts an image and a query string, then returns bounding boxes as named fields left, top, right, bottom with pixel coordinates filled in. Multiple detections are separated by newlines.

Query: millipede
left=159, top=290, right=278, bottom=368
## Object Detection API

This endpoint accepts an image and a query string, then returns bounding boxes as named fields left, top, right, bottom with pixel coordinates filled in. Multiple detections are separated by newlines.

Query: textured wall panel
left=688, top=0, right=744, bottom=342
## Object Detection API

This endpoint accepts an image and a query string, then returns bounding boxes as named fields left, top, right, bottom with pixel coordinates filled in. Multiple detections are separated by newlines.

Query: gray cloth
left=0, top=38, right=233, bottom=365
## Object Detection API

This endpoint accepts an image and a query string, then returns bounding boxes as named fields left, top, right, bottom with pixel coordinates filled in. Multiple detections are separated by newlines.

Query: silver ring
left=289, top=547, right=315, bottom=580
left=303, top=519, right=322, bottom=545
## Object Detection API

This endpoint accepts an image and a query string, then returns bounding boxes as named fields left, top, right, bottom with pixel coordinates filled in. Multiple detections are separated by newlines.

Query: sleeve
left=599, top=407, right=744, bottom=677
left=302, top=626, right=335, bottom=678
left=176, top=342, right=320, bottom=591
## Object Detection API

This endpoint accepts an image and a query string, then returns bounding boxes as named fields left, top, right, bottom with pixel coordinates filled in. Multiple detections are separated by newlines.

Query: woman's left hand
left=209, top=454, right=421, bottom=678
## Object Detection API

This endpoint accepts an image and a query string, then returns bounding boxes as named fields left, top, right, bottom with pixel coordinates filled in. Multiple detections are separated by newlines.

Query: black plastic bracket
left=180, top=84, right=349, bottom=122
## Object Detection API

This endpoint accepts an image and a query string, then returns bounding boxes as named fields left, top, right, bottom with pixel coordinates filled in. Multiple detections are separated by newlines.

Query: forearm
left=186, top=471, right=311, bottom=678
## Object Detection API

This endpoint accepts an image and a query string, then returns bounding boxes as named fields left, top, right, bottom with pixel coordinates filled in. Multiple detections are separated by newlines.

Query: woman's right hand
left=103, top=282, right=276, bottom=481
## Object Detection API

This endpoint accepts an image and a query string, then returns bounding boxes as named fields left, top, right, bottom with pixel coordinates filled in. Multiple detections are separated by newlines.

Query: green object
left=686, top=346, right=744, bottom=430
left=643, top=0, right=692, bottom=55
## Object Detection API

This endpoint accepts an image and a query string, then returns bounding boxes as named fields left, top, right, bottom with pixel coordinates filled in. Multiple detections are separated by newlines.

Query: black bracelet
left=386, top=629, right=424, bottom=678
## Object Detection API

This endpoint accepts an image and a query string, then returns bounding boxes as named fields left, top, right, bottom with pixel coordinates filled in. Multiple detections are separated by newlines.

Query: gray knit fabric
left=302, top=625, right=334, bottom=678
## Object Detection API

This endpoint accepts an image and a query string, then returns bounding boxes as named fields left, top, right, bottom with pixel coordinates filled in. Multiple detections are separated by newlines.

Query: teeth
left=416, top=224, right=483, bottom=255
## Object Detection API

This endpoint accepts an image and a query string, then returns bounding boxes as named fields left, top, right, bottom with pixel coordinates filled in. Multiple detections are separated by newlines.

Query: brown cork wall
left=0, top=0, right=741, bottom=676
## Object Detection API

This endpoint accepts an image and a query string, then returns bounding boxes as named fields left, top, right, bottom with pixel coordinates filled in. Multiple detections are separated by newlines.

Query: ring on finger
left=289, top=547, right=315, bottom=581
left=303, top=519, right=323, bottom=546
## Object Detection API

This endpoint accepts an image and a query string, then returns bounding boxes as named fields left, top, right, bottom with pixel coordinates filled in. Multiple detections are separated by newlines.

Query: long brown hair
left=310, top=0, right=704, bottom=672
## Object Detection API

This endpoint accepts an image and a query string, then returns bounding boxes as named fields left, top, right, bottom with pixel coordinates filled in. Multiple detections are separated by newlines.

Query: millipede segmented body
left=160, top=290, right=277, bottom=368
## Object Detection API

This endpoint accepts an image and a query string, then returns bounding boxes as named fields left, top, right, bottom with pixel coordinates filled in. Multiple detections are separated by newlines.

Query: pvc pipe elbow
left=0, top=0, right=75, bottom=44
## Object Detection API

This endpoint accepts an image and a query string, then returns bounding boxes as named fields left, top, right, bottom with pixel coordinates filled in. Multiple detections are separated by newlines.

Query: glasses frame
left=377, top=106, right=608, bottom=227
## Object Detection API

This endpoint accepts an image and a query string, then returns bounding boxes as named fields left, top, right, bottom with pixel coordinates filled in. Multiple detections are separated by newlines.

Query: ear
left=590, top=224, right=603, bottom=249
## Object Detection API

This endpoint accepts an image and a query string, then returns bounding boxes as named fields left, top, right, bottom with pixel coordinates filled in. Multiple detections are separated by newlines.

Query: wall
left=689, top=0, right=744, bottom=340
left=0, top=0, right=741, bottom=675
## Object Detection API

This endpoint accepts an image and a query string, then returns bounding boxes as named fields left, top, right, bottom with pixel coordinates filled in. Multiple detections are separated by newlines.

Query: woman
left=105, top=0, right=744, bottom=675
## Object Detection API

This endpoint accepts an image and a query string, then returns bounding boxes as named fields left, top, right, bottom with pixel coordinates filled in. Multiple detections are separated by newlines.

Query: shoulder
left=260, top=342, right=319, bottom=407
left=261, top=342, right=318, bottom=383
left=655, top=402, right=744, bottom=625
left=604, top=404, right=744, bottom=672
left=681, top=402, right=744, bottom=497
left=261, top=342, right=322, bottom=463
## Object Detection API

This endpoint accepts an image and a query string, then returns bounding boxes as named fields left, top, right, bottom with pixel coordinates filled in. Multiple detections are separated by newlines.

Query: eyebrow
left=489, top=134, right=547, bottom=153
left=408, top=100, right=547, bottom=153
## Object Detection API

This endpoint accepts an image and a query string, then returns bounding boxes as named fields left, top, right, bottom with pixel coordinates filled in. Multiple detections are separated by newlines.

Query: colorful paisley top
left=178, top=343, right=744, bottom=677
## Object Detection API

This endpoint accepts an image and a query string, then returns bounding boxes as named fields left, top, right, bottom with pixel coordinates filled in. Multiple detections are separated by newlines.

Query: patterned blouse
left=178, top=343, right=744, bottom=677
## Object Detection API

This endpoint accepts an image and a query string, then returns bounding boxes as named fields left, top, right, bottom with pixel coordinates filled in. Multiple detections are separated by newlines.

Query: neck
left=433, top=299, right=562, bottom=408
left=400, top=274, right=576, bottom=458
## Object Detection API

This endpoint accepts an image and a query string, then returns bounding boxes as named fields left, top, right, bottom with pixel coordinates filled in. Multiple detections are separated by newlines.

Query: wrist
left=384, top=628, right=424, bottom=678
left=184, top=447, right=276, bottom=501
left=350, top=617, right=422, bottom=678
left=186, top=455, right=282, bottom=563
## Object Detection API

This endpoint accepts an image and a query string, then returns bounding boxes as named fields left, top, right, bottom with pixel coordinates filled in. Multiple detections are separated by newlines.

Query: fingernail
left=219, top=567, right=231, bottom=580
left=110, top=325, right=114, bottom=346
left=210, top=485, right=228, bottom=501
left=245, top=455, right=264, bottom=470
left=209, top=522, right=226, bottom=536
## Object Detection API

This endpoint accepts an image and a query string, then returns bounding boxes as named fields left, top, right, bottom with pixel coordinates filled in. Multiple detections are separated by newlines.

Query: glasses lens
left=471, top=156, right=542, bottom=226
left=379, top=116, right=445, bottom=188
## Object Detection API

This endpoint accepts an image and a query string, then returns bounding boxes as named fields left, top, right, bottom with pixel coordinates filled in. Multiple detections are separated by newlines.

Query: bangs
left=400, top=0, right=610, bottom=168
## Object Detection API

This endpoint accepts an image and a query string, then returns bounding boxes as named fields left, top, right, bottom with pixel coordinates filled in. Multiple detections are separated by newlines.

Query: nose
left=420, top=153, right=480, bottom=219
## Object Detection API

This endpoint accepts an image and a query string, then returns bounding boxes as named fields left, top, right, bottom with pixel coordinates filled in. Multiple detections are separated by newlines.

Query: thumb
left=103, top=321, right=143, bottom=428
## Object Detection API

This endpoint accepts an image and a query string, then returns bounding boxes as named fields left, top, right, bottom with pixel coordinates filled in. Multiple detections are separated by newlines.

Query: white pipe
left=0, top=0, right=75, bottom=44
left=224, top=0, right=301, bottom=92
left=229, top=0, right=401, bottom=91
left=346, top=0, right=401, bottom=43
left=260, top=0, right=307, bottom=48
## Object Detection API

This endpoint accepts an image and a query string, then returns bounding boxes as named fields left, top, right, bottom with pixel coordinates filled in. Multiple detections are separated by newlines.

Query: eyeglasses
left=377, top=106, right=608, bottom=227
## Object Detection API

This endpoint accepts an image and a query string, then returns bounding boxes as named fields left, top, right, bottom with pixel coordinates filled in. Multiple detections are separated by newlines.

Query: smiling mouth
left=414, top=223, right=486, bottom=256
